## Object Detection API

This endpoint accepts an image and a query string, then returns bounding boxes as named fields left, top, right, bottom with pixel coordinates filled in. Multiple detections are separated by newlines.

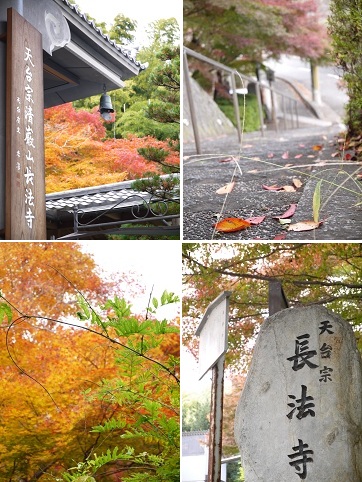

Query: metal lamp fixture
left=99, top=84, right=114, bottom=121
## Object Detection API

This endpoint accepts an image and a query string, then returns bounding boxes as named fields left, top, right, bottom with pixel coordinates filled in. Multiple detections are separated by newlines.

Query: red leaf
left=274, top=233, right=287, bottom=240
left=245, top=216, right=266, bottom=225
left=273, top=204, right=297, bottom=219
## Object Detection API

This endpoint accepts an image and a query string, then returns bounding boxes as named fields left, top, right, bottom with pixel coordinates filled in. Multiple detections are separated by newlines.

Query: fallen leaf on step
left=245, top=216, right=266, bottom=225
left=288, top=220, right=323, bottom=232
left=273, top=204, right=297, bottom=219
left=307, top=155, right=315, bottom=158
left=274, top=233, right=287, bottom=240
left=262, top=185, right=283, bottom=191
left=282, top=151, right=289, bottom=159
left=248, top=169, right=259, bottom=174
left=331, top=152, right=340, bottom=158
left=282, top=185, right=296, bottom=192
left=214, top=217, right=251, bottom=232
left=294, top=154, right=303, bottom=159
left=219, top=157, right=233, bottom=163
left=278, top=218, right=292, bottom=225
left=293, top=178, right=303, bottom=188
left=267, top=153, right=274, bottom=158
left=312, top=144, right=324, bottom=151
left=216, top=182, right=235, bottom=194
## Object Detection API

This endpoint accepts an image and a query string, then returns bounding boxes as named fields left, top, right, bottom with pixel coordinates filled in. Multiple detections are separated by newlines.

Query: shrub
left=328, top=0, right=362, bottom=135
left=216, top=94, right=261, bottom=132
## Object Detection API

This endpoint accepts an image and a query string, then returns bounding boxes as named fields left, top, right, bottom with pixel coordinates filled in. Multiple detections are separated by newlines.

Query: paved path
left=183, top=124, right=362, bottom=240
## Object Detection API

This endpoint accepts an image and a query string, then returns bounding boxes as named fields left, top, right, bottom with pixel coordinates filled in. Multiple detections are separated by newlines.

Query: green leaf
left=0, top=303, right=12, bottom=323
left=313, top=179, right=322, bottom=223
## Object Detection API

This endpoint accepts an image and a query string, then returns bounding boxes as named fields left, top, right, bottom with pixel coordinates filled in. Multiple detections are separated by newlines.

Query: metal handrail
left=184, top=47, right=300, bottom=153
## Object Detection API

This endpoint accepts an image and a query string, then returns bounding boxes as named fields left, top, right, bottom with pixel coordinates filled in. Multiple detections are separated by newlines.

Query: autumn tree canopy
left=184, top=0, right=329, bottom=68
left=45, top=15, right=180, bottom=193
left=44, top=103, right=179, bottom=193
left=0, top=244, right=180, bottom=482
left=183, top=243, right=362, bottom=372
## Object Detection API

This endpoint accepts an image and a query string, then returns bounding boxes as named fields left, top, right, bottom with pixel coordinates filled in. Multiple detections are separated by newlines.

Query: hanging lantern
left=99, top=85, right=114, bottom=121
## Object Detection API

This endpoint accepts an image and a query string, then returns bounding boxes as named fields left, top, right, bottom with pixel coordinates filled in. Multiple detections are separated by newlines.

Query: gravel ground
left=183, top=125, right=362, bottom=240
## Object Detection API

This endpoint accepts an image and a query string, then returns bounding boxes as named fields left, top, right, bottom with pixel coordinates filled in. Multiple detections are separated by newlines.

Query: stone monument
left=234, top=305, right=362, bottom=481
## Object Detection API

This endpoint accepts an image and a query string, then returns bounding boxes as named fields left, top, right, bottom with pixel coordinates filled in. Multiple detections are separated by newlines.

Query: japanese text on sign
left=286, top=320, right=335, bottom=479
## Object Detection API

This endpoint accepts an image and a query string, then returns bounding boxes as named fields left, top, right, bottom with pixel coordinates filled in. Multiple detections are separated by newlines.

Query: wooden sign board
left=196, top=291, right=231, bottom=380
left=6, top=8, right=46, bottom=239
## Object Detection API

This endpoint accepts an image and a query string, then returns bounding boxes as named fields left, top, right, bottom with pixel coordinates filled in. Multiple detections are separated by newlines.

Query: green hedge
left=215, top=94, right=261, bottom=132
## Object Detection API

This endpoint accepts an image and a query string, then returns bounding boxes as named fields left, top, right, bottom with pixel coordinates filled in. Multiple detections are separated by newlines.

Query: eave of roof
left=58, top=0, right=147, bottom=71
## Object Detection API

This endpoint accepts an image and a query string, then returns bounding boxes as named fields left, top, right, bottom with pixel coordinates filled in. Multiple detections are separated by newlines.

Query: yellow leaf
left=313, top=180, right=322, bottom=223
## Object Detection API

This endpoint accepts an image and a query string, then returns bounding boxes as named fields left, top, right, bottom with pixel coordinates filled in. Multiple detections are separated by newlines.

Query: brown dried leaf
left=282, top=185, right=296, bottom=192
left=262, top=185, right=283, bottom=191
left=312, top=144, right=324, bottom=151
left=214, top=217, right=251, bottom=232
left=293, top=178, right=303, bottom=188
left=216, top=182, right=235, bottom=195
left=288, top=220, right=323, bottom=232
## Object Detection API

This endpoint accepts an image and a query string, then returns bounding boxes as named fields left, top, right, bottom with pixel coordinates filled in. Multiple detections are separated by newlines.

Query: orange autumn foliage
left=0, top=242, right=115, bottom=318
left=44, top=104, right=180, bottom=193
left=0, top=324, right=125, bottom=481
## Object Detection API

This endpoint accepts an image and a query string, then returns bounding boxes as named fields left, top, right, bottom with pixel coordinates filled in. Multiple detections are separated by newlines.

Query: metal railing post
left=230, top=72, right=242, bottom=143
left=255, top=83, right=265, bottom=137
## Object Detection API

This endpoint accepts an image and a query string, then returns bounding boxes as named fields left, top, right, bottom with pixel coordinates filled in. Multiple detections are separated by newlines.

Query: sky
left=80, top=240, right=181, bottom=318
left=73, top=0, right=182, bottom=46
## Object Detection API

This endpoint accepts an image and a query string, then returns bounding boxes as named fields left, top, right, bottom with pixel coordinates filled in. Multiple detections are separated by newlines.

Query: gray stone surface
left=183, top=77, right=237, bottom=144
left=286, top=168, right=362, bottom=240
left=234, top=306, right=362, bottom=482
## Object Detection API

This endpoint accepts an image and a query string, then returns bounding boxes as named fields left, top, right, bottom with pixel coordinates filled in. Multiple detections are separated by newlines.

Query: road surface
left=265, top=56, right=348, bottom=118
